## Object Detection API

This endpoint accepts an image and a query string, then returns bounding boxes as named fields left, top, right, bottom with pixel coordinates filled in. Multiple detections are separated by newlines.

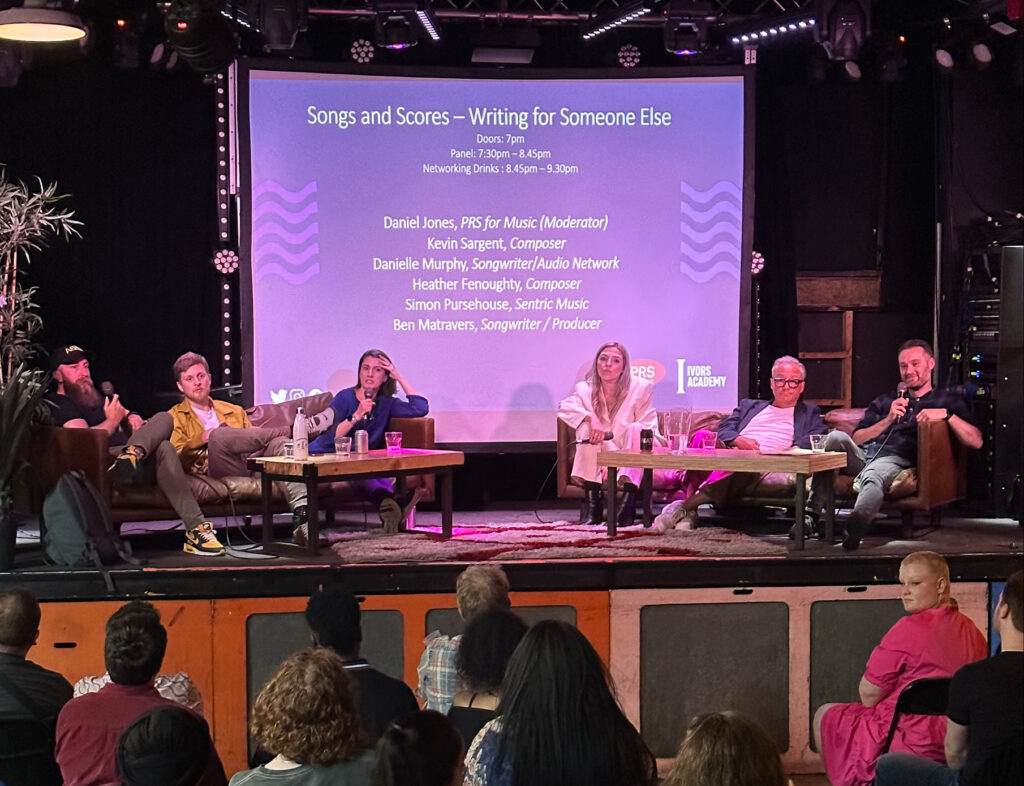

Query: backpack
left=42, top=470, right=134, bottom=571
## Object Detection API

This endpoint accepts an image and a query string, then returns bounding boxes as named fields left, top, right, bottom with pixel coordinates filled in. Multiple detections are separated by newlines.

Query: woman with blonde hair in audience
left=229, top=647, right=374, bottom=785
left=813, top=551, right=987, bottom=786
left=463, top=619, right=656, bottom=786
left=662, top=711, right=785, bottom=786
left=372, top=710, right=464, bottom=786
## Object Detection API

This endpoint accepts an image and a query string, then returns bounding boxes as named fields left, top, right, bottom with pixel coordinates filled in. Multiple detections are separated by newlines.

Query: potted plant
left=0, top=167, right=81, bottom=569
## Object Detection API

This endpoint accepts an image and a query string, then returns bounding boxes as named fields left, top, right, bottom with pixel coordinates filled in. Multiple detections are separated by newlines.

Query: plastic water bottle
left=292, top=406, right=309, bottom=460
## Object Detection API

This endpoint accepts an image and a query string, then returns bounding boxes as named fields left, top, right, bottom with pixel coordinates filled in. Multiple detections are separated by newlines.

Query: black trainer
left=108, top=445, right=146, bottom=485
left=291, top=505, right=309, bottom=546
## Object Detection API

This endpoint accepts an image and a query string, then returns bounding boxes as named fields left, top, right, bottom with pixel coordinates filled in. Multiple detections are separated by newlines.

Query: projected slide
left=244, top=70, right=747, bottom=443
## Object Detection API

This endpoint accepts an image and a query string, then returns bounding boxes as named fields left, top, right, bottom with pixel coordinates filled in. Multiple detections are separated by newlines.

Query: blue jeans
left=875, top=753, right=961, bottom=786
left=807, top=430, right=913, bottom=521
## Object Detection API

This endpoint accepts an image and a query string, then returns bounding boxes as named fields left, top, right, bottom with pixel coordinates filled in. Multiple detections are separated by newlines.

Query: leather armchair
left=18, top=394, right=436, bottom=529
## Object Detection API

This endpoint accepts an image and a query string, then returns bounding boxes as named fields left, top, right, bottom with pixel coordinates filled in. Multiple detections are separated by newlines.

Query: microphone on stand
left=896, top=382, right=909, bottom=423
left=573, top=430, right=614, bottom=445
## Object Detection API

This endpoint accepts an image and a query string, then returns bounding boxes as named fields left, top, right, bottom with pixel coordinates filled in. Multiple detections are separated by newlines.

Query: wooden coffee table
left=596, top=447, right=848, bottom=548
left=248, top=448, right=465, bottom=554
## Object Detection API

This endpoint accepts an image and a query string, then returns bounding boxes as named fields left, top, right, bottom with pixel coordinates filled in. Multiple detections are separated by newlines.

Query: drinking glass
left=283, top=441, right=295, bottom=458
left=334, top=436, right=352, bottom=457
left=700, top=433, right=717, bottom=451
left=810, top=434, right=826, bottom=453
left=385, top=431, right=403, bottom=454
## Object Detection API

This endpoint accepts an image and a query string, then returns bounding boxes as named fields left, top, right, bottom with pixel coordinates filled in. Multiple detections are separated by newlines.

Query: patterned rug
left=328, top=519, right=787, bottom=563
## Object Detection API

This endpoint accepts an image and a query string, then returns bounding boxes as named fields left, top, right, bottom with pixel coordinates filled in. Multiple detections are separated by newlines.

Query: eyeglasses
left=771, top=377, right=805, bottom=388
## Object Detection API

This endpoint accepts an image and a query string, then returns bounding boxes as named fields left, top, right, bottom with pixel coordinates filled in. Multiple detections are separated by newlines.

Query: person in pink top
left=812, top=551, right=987, bottom=786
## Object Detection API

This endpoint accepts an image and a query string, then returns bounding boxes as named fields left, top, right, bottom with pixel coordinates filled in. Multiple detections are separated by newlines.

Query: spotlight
left=257, top=0, right=307, bottom=53
left=750, top=251, right=764, bottom=276
left=351, top=37, right=374, bottom=63
left=815, top=0, right=870, bottom=61
left=165, top=0, right=237, bottom=73
left=842, top=60, right=861, bottom=81
left=617, top=43, right=640, bottom=67
left=664, top=20, right=705, bottom=56
left=0, top=6, right=87, bottom=43
left=212, top=249, right=240, bottom=274
left=375, top=13, right=415, bottom=49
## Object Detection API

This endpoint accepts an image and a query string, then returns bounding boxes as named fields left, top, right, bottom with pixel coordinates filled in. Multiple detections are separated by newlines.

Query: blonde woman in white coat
left=558, top=341, right=659, bottom=527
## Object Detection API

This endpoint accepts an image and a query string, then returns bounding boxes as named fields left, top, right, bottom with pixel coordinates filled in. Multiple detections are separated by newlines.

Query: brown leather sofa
left=556, top=407, right=967, bottom=534
left=20, top=393, right=436, bottom=529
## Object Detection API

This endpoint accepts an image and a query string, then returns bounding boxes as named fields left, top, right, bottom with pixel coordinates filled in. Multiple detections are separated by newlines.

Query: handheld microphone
left=896, top=382, right=909, bottom=423
left=573, top=430, right=614, bottom=445
left=364, top=389, right=374, bottom=422
left=100, top=381, right=133, bottom=435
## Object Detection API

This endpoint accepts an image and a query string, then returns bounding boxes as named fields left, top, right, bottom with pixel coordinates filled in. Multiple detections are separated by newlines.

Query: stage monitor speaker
left=809, top=597, right=903, bottom=749
left=995, top=246, right=1022, bottom=517
left=424, top=605, right=576, bottom=637
left=639, top=602, right=790, bottom=758
left=245, top=609, right=407, bottom=758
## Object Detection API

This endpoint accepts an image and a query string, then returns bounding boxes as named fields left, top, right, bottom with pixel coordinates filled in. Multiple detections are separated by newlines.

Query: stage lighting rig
left=661, top=1, right=716, bottom=57
left=581, top=0, right=655, bottom=43
left=164, top=0, right=237, bottom=73
left=725, top=11, right=817, bottom=47
left=372, top=0, right=440, bottom=50
left=814, top=0, right=870, bottom=61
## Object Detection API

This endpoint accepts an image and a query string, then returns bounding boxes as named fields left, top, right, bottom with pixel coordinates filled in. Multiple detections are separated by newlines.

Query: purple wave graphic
left=253, top=179, right=320, bottom=286
left=254, top=180, right=318, bottom=203
left=678, top=180, right=742, bottom=283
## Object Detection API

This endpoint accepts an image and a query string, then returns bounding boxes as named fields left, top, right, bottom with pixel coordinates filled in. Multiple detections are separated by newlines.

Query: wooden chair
left=880, top=676, right=952, bottom=755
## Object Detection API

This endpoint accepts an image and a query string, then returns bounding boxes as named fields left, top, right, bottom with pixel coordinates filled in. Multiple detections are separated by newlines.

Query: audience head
left=663, top=711, right=784, bottom=786
left=105, top=601, right=167, bottom=685
left=455, top=564, right=510, bottom=621
left=999, top=570, right=1023, bottom=638
left=497, top=619, right=656, bottom=786
left=0, top=587, right=41, bottom=654
left=898, top=551, right=951, bottom=612
left=457, top=609, right=527, bottom=694
left=250, top=647, right=366, bottom=765
left=356, top=348, right=397, bottom=397
left=305, top=586, right=361, bottom=657
left=586, top=341, right=631, bottom=393
left=116, top=706, right=213, bottom=786
left=373, top=710, right=464, bottom=786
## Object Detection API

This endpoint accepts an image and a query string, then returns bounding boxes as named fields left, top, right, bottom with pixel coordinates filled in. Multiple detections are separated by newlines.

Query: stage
left=6, top=505, right=1021, bottom=778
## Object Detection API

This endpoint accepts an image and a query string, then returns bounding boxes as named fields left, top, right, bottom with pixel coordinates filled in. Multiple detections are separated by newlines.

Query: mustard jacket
left=168, top=398, right=251, bottom=475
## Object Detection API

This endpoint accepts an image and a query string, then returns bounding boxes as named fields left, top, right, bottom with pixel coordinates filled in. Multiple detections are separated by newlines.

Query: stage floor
left=9, top=503, right=1022, bottom=600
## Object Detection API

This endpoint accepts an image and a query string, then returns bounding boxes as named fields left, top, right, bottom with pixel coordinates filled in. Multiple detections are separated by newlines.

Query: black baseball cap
left=50, top=345, right=91, bottom=371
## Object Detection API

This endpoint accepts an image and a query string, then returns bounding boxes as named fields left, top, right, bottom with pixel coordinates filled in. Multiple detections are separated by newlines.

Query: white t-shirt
left=191, top=404, right=221, bottom=432
left=738, top=405, right=795, bottom=453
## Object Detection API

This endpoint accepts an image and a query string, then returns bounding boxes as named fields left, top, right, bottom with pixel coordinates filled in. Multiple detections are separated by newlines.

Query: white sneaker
left=655, top=500, right=684, bottom=532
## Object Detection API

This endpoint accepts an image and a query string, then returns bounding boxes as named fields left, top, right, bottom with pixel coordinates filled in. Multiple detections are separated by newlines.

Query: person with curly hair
left=662, top=711, right=785, bottom=786
left=447, top=610, right=527, bottom=746
left=229, top=648, right=374, bottom=785
left=463, top=620, right=657, bottom=786
left=372, top=710, right=464, bottom=786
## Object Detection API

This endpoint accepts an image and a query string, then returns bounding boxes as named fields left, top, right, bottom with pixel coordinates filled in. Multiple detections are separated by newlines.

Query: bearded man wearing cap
left=48, top=345, right=226, bottom=557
